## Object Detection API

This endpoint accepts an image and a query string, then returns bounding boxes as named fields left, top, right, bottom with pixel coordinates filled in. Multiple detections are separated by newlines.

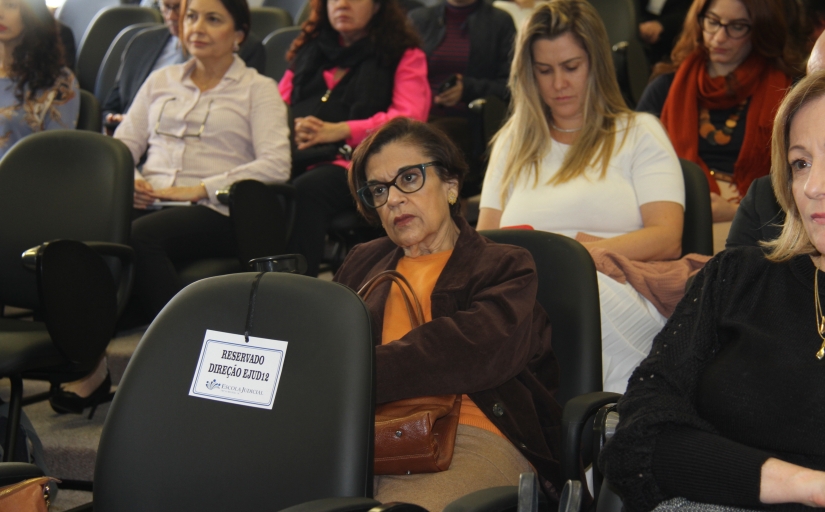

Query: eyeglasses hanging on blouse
left=154, top=97, right=213, bottom=139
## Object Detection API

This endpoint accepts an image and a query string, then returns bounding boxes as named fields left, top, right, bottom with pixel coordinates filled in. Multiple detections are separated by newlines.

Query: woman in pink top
left=278, top=0, right=430, bottom=276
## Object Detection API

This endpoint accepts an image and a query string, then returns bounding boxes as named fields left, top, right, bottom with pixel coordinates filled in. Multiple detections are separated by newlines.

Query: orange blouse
left=381, top=250, right=505, bottom=439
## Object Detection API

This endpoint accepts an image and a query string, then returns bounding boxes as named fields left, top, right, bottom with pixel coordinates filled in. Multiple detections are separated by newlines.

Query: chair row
left=0, top=130, right=605, bottom=509
left=58, top=4, right=301, bottom=104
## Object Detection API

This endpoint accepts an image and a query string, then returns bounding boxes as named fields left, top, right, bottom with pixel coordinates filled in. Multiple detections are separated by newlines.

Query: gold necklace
left=814, top=264, right=825, bottom=359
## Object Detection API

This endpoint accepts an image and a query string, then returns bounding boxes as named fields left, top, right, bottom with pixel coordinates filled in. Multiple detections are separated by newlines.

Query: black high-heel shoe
left=49, top=372, right=112, bottom=419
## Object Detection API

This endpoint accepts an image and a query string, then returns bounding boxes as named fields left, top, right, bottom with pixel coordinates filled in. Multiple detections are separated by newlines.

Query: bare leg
left=62, top=355, right=108, bottom=398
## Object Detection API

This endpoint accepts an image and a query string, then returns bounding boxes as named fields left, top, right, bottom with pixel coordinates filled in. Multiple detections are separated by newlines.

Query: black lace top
left=600, top=246, right=825, bottom=512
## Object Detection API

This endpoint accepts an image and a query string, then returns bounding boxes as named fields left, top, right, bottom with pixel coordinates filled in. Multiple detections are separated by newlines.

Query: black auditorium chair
left=587, top=0, right=649, bottom=108
left=478, top=230, right=615, bottom=484
left=94, top=22, right=161, bottom=105
left=176, top=180, right=297, bottom=287
left=82, top=270, right=374, bottom=511
left=680, top=158, right=714, bottom=256
left=250, top=7, right=294, bottom=42
left=0, top=130, right=135, bottom=459
left=56, top=0, right=120, bottom=52
left=75, top=6, right=163, bottom=93
left=77, top=90, right=102, bottom=133
left=263, top=26, right=302, bottom=81
left=264, top=0, right=309, bottom=26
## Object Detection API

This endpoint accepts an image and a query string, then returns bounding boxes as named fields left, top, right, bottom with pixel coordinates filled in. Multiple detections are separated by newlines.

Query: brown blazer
left=333, top=216, right=564, bottom=500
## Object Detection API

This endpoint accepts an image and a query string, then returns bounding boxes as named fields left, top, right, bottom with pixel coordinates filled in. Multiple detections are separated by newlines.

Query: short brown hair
left=180, top=0, right=251, bottom=43
left=764, top=70, right=825, bottom=261
left=348, top=118, right=468, bottom=225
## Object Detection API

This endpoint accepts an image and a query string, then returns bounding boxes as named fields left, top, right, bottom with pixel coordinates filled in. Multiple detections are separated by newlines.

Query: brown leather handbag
left=358, top=270, right=462, bottom=475
left=0, top=476, right=57, bottom=512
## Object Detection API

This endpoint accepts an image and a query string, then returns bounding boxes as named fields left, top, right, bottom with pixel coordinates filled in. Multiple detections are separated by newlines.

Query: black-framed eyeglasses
left=357, top=161, right=442, bottom=209
left=154, top=97, right=213, bottom=139
left=699, top=15, right=751, bottom=40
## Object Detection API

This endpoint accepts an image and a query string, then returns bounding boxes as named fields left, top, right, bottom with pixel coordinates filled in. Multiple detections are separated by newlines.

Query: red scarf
left=660, top=49, right=791, bottom=196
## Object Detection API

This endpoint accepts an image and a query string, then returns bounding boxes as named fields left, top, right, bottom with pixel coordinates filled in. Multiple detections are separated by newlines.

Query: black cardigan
left=600, top=246, right=825, bottom=512
left=408, top=0, right=515, bottom=102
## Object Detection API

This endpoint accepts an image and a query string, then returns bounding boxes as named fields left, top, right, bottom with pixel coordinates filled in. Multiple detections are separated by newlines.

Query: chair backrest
left=587, top=0, right=649, bottom=107
left=56, top=0, right=120, bottom=52
left=263, top=0, right=308, bottom=25
left=680, top=158, right=714, bottom=256
left=94, top=273, right=374, bottom=512
left=78, top=89, right=102, bottom=132
left=250, top=7, right=293, bottom=42
left=94, top=22, right=161, bottom=104
left=479, top=230, right=602, bottom=406
left=0, top=131, right=134, bottom=310
left=263, top=26, right=302, bottom=81
left=76, top=6, right=163, bottom=92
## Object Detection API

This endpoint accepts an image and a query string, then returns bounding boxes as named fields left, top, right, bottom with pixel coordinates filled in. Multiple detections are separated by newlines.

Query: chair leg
left=4, top=375, right=22, bottom=462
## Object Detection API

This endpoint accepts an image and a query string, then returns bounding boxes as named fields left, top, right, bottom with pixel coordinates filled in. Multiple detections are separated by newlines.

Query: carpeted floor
left=0, top=328, right=145, bottom=505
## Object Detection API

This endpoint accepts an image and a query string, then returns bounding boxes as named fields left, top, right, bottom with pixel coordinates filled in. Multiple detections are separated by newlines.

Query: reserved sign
left=189, top=329, right=288, bottom=409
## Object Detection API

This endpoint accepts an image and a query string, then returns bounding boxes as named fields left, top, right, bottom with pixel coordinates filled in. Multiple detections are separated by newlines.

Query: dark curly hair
left=286, top=0, right=420, bottom=67
left=348, top=118, right=468, bottom=226
left=10, top=0, right=66, bottom=104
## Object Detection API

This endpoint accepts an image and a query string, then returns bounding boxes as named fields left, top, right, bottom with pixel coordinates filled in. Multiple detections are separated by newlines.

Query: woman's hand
left=638, top=21, right=664, bottom=44
left=105, top=113, right=123, bottom=136
left=294, top=116, right=351, bottom=150
left=134, top=179, right=155, bottom=209
left=151, top=185, right=208, bottom=203
left=434, top=75, right=463, bottom=107
left=761, top=458, right=825, bottom=507
left=710, top=192, right=739, bottom=223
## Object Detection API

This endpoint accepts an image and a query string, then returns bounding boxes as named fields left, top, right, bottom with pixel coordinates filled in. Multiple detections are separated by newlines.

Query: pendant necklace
left=814, top=264, right=825, bottom=359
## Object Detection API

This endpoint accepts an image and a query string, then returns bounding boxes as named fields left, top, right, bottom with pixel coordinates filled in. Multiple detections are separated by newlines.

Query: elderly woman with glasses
left=636, top=0, right=803, bottom=252
left=49, top=0, right=289, bottom=416
left=333, top=117, right=563, bottom=511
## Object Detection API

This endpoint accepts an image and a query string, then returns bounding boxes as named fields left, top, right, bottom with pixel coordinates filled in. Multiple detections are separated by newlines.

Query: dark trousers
left=286, top=164, right=356, bottom=277
left=131, top=205, right=235, bottom=320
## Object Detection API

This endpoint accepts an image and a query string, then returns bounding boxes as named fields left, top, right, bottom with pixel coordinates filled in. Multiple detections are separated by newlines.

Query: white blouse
left=115, top=55, right=291, bottom=215
left=480, top=113, right=684, bottom=239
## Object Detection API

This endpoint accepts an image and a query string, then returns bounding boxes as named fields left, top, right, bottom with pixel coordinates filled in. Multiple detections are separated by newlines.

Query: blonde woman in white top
left=477, top=0, right=684, bottom=393
left=49, top=0, right=290, bottom=415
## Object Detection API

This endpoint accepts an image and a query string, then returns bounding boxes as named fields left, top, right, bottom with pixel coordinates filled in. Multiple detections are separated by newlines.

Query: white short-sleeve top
left=480, top=113, right=684, bottom=239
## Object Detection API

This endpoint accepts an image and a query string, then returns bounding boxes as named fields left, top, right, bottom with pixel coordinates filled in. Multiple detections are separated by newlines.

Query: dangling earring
left=448, top=192, right=457, bottom=205
left=233, top=41, right=240, bottom=52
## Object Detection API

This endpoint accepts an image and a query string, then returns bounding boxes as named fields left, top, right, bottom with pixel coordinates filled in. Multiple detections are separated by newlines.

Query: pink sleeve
left=278, top=70, right=294, bottom=105
left=345, top=48, right=430, bottom=146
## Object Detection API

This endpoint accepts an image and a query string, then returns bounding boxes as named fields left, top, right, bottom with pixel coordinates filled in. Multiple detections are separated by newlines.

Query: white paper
left=646, top=0, right=667, bottom=16
left=189, top=329, right=288, bottom=410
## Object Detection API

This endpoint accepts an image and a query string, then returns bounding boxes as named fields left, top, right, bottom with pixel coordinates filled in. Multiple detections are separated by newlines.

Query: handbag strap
left=358, top=270, right=425, bottom=328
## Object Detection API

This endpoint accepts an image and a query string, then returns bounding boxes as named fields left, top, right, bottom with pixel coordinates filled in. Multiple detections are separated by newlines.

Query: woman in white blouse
left=476, top=0, right=685, bottom=393
left=49, top=0, right=290, bottom=415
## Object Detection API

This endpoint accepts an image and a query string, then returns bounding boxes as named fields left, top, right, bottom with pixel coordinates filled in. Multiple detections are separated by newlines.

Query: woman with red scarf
left=636, top=0, right=803, bottom=252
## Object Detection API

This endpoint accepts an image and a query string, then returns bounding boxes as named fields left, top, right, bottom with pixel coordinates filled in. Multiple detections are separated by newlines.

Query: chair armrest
left=23, top=241, right=135, bottom=319
left=0, top=462, right=43, bottom=488
left=368, top=504, right=430, bottom=512
left=225, top=180, right=298, bottom=267
left=278, top=497, right=381, bottom=512
left=84, top=242, right=135, bottom=319
left=561, top=392, right=621, bottom=482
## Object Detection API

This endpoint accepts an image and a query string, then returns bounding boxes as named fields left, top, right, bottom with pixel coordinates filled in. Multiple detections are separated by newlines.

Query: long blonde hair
left=490, top=0, right=632, bottom=205
left=764, top=71, right=825, bottom=262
